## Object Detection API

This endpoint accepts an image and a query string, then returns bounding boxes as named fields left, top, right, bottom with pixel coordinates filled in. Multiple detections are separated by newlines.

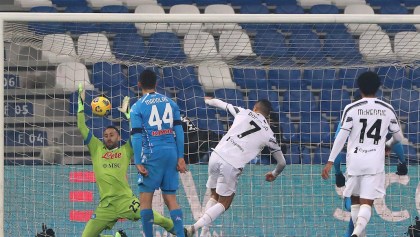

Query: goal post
left=1, top=12, right=420, bottom=237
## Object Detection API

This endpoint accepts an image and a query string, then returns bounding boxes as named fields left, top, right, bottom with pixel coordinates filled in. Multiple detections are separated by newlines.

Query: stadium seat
left=28, top=6, right=66, bottom=35
left=169, top=5, right=203, bottom=35
left=312, top=146, right=331, bottom=164
left=323, top=33, right=362, bottom=61
left=375, top=66, right=409, bottom=89
left=106, top=87, right=135, bottom=118
left=147, top=32, right=186, bottom=61
left=77, top=33, right=115, bottom=62
left=56, top=62, right=94, bottom=91
left=390, top=88, right=420, bottom=118
left=404, top=0, right=420, bottom=7
left=69, top=89, right=100, bottom=116
left=366, top=0, right=401, bottom=6
left=230, top=0, right=262, bottom=5
left=119, top=119, right=130, bottom=143
left=332, top=0, right=366, bottom=8
left=394, top=32, right=420, bottom=62
left=288, top=31, right=324, bottom=60
left=282, top=89, right=319, bottom=115
left=41, top=34, right=77, bottom=63
left=299, top=0, right=333, bottom=8
left=214, top=88, right=246, bottom=116
left=162, top=66, right=201, bottom=89
left=183, top=31, right=220, bottom=61
left=320, top=89, right=351, bottom=117
left=123, top=0, right=158, bottom=6
left=113, top=33, right=147, bottom=62
left=176, top=86, right=210, bottom=117
left=284, top=144, right=301, bottom=164
left=64, top=6, right=101, bottom=34
left=303, top=68, right=342, bottom=90
left=338, top=67, right=370, bottom=88
left=92, top=62, right=127, bottom=92
left=344, top=5, right=381, bottom=34
left=247, top=89, right=280, bottom=111
left=279, top=114, right=300, bottom=142
left=275, top=5, right=312, bottom=34
left=134, top=5, right=172, bottom=37
left=299, top=118, right=331, bottom=144
left=158, top=0, right=193, bottom=6
left=406, top=111, right=420, bottom=144
left=127, top=64, right=162, bottom=89
left=85, top=117, right=114, bottom=140
left=359, top=31, right=395, bottom=61
left=239, top=4, right=277, bottom=32
left=204, top=4, right=241, bottom=33
left=232, top=68, right=269, bottom=90
left=310, top=4, right=347, bottom=32
left=197, top=119, right=224, bottom=135
left=267, top=68, right=302, bottom=90
left=408, top=67, right=420, bottom=88
left=219, top=30, right=255, bottom=60
left=253, top=31, right=288, bottom=59
left=195, top=0, right=227, bottom=6
left=52, top=0, right=87, bottom=7
left=100, top=5, right=137, bottom=34
left=379, top=5, right=416, bottom=33
left=266, top=0, right=297, bottom=5
left=198, top=60, right=237, bottom=92
left=87, top=0, right=122, bottom=8
left=16, top=0, right=52, bottom=8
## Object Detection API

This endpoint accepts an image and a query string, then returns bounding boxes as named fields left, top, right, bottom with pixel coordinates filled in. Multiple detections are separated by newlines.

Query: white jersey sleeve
left=205, top=98, right=244, bottom=117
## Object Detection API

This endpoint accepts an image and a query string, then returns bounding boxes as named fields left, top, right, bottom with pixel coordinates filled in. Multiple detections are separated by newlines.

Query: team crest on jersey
left=91, top=214, right=96, bottom=219
left=102, top=152, right=122, bottom=159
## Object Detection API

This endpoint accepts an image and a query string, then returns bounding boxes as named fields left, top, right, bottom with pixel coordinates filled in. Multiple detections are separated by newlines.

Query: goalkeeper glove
left=396, top=162, right=408, bottom=176
left=335, top=172, right=345, bottom=188
left=117, top=96, right=130, bottom=120
left=77, top=83, right=85, bottom=113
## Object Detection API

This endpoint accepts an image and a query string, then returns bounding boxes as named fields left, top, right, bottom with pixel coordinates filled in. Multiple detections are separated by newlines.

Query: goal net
left=2, top=13, right=420, bottom=237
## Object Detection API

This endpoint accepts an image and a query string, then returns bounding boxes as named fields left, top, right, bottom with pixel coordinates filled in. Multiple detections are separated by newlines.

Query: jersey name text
left=357, top=109, right=386, bottom=116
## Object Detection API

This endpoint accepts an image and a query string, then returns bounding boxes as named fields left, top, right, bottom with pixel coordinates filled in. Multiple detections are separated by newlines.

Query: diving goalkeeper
left=77, top=84, right=177, bottom=237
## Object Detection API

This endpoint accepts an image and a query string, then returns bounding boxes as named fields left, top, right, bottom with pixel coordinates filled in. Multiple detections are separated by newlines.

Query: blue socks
left=393, top=142, right=406, bottom=163
left=170, top=209, right=185, bottom=237
left=141, top=209, right=154, bottom=237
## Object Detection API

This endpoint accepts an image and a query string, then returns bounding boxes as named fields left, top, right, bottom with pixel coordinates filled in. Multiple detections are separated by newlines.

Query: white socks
left=352, top=204, right=372, bottom=237
left=351, top=204, right=360, bottom=225
left=200, top=198, right=218, bottom=237
left=194, top=203, right=225, bottom=231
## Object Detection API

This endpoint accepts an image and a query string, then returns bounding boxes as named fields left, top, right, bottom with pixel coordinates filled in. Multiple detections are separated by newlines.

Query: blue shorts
left=138, top=147, right=179, bottom=194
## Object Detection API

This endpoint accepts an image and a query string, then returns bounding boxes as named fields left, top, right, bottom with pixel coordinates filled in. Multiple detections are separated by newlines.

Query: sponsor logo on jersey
left=102, top=152, right=122, bottom=159
left=152, top=128, right=173, bottom=136
left=354, top=146, right=377, bottom=154
left=103, top=163, right=121, bottom=168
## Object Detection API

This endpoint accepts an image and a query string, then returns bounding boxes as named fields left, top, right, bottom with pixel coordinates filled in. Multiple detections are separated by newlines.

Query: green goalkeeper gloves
left=117, top=96, right=130, bottom=120
left=77, top=83, right=85, bottom=113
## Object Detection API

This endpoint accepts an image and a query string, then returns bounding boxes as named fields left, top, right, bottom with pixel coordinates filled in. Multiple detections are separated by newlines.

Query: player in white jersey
left=322, top=71, right=404, bottom=237
left=186, top=98, right=286, bottom=237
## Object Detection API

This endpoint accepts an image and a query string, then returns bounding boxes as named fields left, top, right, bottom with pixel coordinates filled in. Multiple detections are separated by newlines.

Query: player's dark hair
left=357, top=71, right=380, bottom=96
left=255, top=99, right=272, bottom=117
left=105, top=125, right=120, bottom=135
left=139, top=69, right=157, bottom=90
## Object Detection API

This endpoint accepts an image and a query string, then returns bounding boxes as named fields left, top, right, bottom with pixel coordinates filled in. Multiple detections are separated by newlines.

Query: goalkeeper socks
left=200, top=198, right=218, bottom=236
left=194, top=203, right=225, bottom=231
left=345, top=219, right=354, bottom=237
left=352, top=204, right=371, bottom=237
left=140, top=209, right=154, bottom=237
left=393, top=142, right=406, bottom=163
left=350, top=204, right=360, bottom=225
left=170, top=209, right=185, bottom=237
left=152, top=210, right=174, bottom=234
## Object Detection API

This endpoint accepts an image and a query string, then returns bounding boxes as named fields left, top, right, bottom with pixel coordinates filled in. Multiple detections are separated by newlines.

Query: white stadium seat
left=77, top=33, right=115, bottom=62
left=56, top=62, right=94, bottom=91
left=344, top=4, right=381, bottom=34
left=359, top=30, right=395, bottom=61
left=394, top=31, right=420, bottom=62
left=204, top=4, right=242, bottom=33
left=41, top=34, right=77, bottom=63
left=219, top=30, right=255, bottom=60
left=298, top=0, right=332, bottom=8
left=198, top=60, right=237, bottom=92
left=15, top=0, right=52, bottom=8
left=87, top=0, right=123, bottom=8
left=169, top=4, right=203, bottom=35
left=332, top=0, right=366, bottom=8
left=123, top=0, right=157, bottom=7
left=184, top=31, right=221, bottom=61
left=134, top=4, right=172, bottom=36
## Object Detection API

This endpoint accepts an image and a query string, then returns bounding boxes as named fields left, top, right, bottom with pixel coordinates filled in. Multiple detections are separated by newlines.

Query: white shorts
left=343, top=172, right=385, bottom=200
left=206, top=152, right=242, bottom=196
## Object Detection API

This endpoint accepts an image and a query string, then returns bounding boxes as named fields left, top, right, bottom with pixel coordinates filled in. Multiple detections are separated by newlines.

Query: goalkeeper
left=333, top=122, right=407, bottom=237
left=77, top=84, right=177, bottom=237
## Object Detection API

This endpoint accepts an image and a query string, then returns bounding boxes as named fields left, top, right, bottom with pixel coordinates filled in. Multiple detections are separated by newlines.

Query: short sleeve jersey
left=86, top=136, right=134, bottom=206
left=130, top=92, right=181, bottom=154
left=340, top=98, right=401, bottom=175
left=213, top=108, right=282, bottom=169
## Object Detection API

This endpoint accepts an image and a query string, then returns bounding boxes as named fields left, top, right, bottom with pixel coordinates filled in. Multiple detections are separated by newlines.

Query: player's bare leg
left=351, top=197, right=373, bottom=237
left=200, top=189, right=219, bottom=237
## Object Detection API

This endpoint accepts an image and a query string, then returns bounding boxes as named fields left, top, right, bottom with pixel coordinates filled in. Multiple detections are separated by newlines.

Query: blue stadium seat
left=232, top=68, right=269, bottom=89
left=312, top=146, right=332, bottom=164
left=267, top=68, right=302, bottom=90
left=69, top=89, right=100, bottom=116
left=195, top=0, right=228, bottom=5
left=299, top=117, right=331, bottom=143
left=300, top=146, right=315, bottom=164
left=147, top=32, right=186, bottom=62
left=405, top=118, right=419, bottom=144
left=106, top=86, right=136, bottom=118
left=390, top=88, right=420, bottom=118
left=408, top=67, right=420, bottom=88
left=379, top=5, right=416, bottom=33
left=253, top=31, right=288, bottom=59
left=240, top=5, right=276, bottom=32
left=5, top=130, right=48, bottom=147
left=176, top=86, right=207, bottom=114
left=266, top=0, right=297, bottom=6
left=247, top=90, right=280, bottom=111
left=119, top=119, right=130, bottom=144
left=52, top=0, right=87, bottom=7
left=159, top=0, right=193, bottom=6
left=92, top=62, right=127, bottom=92
left=29, top=7, right=66, bottom=35
left=279, top=114, right=300, bottom=142
left=402, top=144, right=419, bottom=162
left=367, top=0, right=401, bottom=6
left=214, top=89, right=246, bottom=116
left=282, top=89, right=319, bottom=115
left=162, top=66, right=201, bottom=90
left=275, top=5, right=312, bottom=33
left=320, top=89, right=351, bottom=118
left=403, top=0, right=420, bottom=7
left=85, top=117, right=114, bottom=140
left=230, top=0, right=262, bottom=5
left=302, top=68, right=341, bottom=90
left=323, top=33, right=362, bottom=61
left=64, top=6, right=101, bottom=34
left=100, top=5, right=137, bottom=33
left=375, top=66, right=408, bottom=89
left=127, top=65, right=162, bottom=89
left=288, top=31, right=324, bottom=60
left=310, top=5, right=347, bottom=33
left=284, top=144, right=301, bottom=164
left=275, top=4, right=304, bottom=14
left=197, top=119, right=225, bottom=135
left=113, top=33, right=147, bottom=62
left=338, top=67, right=370, bottom=88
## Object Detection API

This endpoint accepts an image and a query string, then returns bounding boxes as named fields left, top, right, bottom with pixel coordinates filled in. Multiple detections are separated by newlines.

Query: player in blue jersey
left=130, top=69, right=187, bottom=237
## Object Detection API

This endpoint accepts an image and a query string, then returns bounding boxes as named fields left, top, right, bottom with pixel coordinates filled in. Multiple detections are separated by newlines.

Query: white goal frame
left=1, top=12, right=420, bottom=237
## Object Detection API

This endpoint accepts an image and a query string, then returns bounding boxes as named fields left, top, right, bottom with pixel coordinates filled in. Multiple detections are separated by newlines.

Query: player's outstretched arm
left=205, top=97, right=243, bottom=117
left=76, top=83, right=90, bottom=140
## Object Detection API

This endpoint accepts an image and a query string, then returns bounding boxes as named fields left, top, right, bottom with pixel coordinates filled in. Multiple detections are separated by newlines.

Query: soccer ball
left=91, top=96, right=111, bottom=116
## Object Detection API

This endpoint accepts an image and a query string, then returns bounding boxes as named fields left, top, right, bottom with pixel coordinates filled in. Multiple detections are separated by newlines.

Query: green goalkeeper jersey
left=77, top=112, right=134, bottom=207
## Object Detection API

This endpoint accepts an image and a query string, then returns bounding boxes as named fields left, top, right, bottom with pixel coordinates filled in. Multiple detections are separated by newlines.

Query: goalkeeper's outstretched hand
left=77, top=83, right=85, bottom=113
left=396, top=162, right=408, bottom=176
left=335, top=172, right=345, bottom=188
left=118, top=96, right=130, bottom=119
